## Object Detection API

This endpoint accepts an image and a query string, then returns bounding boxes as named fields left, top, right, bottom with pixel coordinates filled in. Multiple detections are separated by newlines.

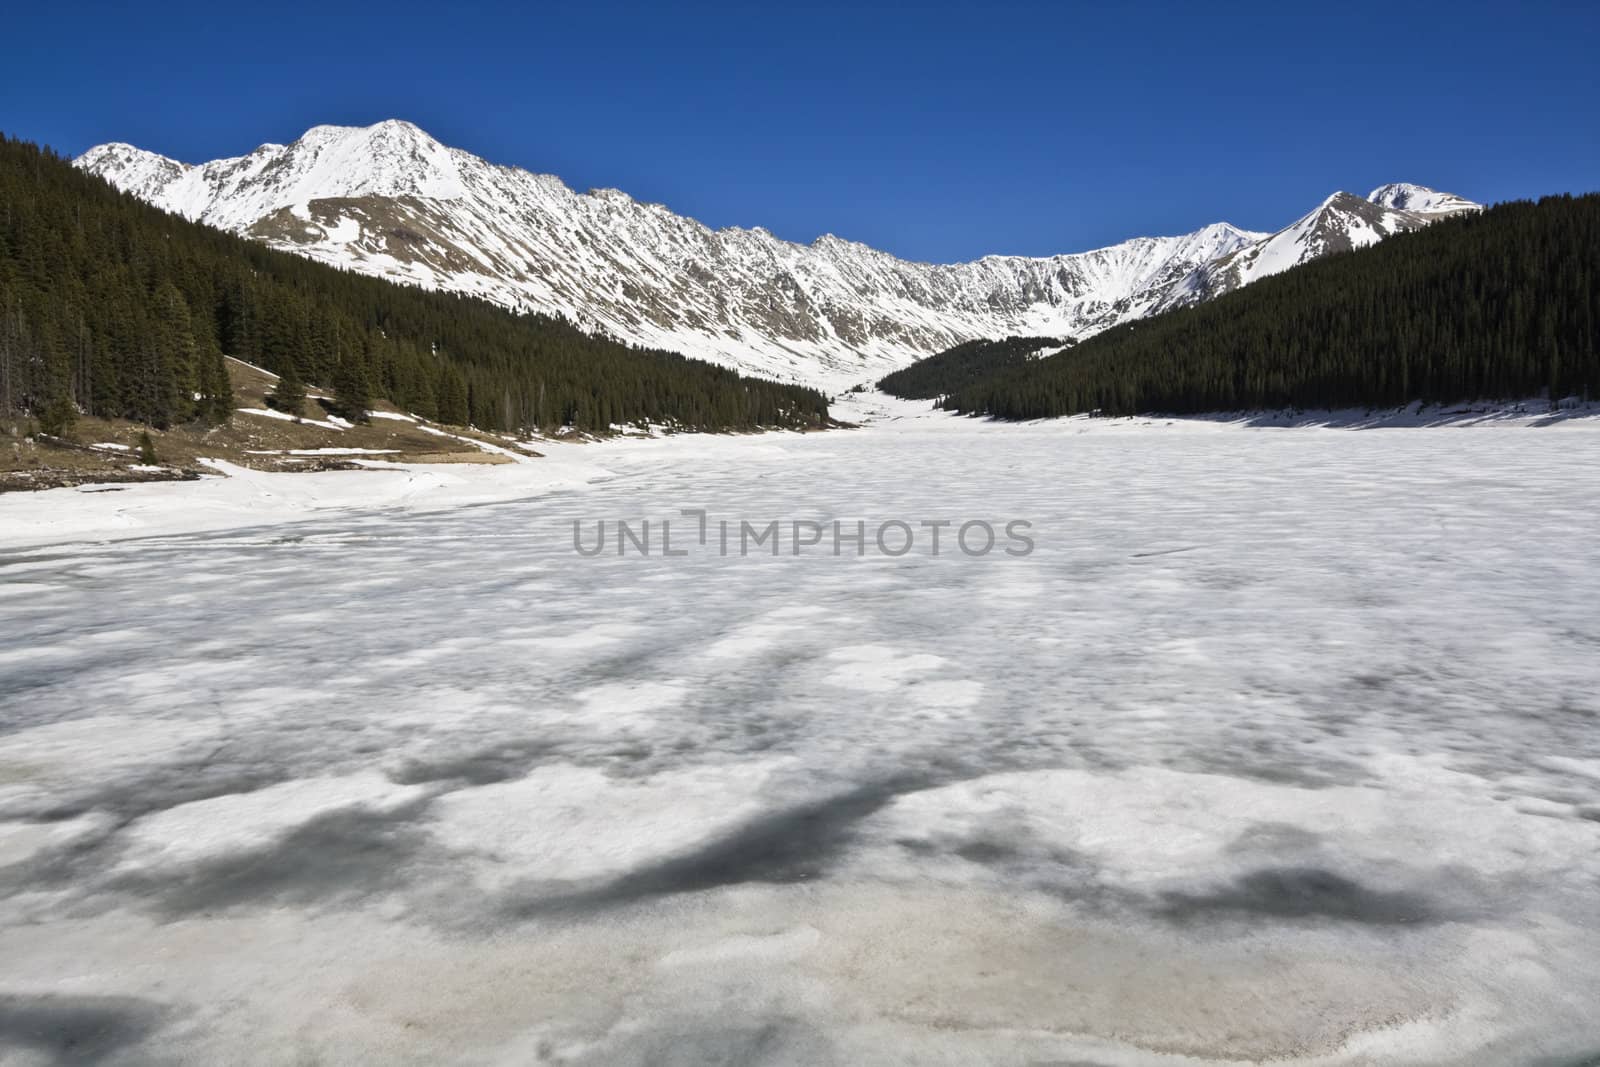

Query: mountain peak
left=74, top=121, right=1480, bottom=391
left=284, top=120, right=464, bottom=199
left=1154, top=184, right=1481, bottom=318
left=76, top=119, right=470, bottom=228
left=1316, top=190, right=1372, bottom=211
left=74, top=142, right=192, bottom=203
left=297, top=118, right=436, bottom=147
left=1366, top=182, right=1480, bottom=216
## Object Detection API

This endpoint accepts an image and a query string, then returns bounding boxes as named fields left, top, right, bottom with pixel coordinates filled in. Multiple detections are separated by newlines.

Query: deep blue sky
left=6, top=1, right=1597, bottom=261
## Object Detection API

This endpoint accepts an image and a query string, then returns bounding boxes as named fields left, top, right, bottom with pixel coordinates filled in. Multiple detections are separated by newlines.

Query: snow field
left=2, top=411, right=1599, bottom=1063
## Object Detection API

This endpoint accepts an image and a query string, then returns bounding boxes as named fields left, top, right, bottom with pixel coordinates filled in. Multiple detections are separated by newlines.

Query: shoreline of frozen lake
left=3, top=392, right=1597, bottom=552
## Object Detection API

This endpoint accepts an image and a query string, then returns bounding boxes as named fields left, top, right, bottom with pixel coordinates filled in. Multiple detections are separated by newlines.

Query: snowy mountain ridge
left=1366, top=182, right=1481, bottom=216
left=76, top=121, right=1478, bottom=390
left=1155, top=188, right=1481, bottom=313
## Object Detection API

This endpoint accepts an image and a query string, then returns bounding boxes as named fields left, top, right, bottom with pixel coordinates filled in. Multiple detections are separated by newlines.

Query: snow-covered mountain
left=1155, top=188, right=1480, bottom=312
left=76, top=121, right=1477, bottom=390
left=1366, top=182, right=1480, bottom=217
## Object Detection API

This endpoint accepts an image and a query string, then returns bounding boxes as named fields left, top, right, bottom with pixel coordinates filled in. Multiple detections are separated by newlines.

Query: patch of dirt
left=0, top=358, right=547, bottom=493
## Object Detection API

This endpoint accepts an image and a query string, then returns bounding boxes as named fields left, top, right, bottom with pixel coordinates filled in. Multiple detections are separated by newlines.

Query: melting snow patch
left=114, top=773, right=426, bottom=873
left=236, top=407, right=348, bottom=431
left=424, top=761, right=784, bottom=886
left=320, top=215, right=361, bottom=244
left=0, top=814, right=115, bottom=868
left=822, top=644, right=946, bottom=692
left=243, top=448, right=401, bottom=456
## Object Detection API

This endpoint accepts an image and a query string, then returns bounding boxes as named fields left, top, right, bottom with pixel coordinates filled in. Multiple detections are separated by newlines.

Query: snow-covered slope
left=1366, top=182, right=1481, bottom=217
left=75, top=122, right=1475, bottom=389
left=78, top=124, right=469, bottom=229
left=1158, top=188, right=1481, bottom=312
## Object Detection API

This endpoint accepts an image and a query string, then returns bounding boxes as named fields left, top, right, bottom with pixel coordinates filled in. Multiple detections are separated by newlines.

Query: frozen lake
left=3, top=417, right=1600, bottom=1065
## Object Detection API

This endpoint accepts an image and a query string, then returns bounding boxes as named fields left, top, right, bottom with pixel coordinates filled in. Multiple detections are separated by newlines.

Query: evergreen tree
left=332, top=353, right=372, bottom=423
left=38, top=384, right=75, bottom=436
left=194, top=339, right=233, bottom=424
left=33, top=318, right=77, bottom=435
left=437, top=365, right=469, bottom=426
left=151, top=281, right=198, bottom=422
left=269, top=358, right=306, bottom=418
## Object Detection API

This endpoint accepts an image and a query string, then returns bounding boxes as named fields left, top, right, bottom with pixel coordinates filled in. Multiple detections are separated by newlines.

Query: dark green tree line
left=878, top=335, right=1067, bottom=399
left=939, top=194, right=1600, bottom=419
left=0, top=134, right=829, bottom=434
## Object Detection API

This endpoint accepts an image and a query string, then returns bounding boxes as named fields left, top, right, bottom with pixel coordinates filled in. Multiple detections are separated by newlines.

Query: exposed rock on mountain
left=78, top=122, right=1477, bottom=388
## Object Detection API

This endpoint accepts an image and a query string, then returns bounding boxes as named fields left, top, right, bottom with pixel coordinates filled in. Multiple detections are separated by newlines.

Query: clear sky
left=6, top=0, right=1597, bottom=262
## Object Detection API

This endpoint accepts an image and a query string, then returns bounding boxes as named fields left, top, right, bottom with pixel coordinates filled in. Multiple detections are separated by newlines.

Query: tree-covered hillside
left=0, top=134, right=829, bottom=435
left=939, top=194, right=1599, bottom=419
left=877, top=335, right=1067, bottom=399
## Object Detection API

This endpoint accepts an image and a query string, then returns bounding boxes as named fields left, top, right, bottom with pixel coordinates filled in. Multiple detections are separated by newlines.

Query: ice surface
left=2, top=412, right=1600, bottom=1064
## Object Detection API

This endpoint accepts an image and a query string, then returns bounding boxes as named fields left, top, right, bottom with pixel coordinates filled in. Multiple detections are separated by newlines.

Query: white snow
left=425, top=761, right=785, bottom=887
left=318, top=215, right=361, bottom=244
left=72, top=122, right=1282, bottom=392
left=74, top=121, right=468, bottom=232
left=115, top=773, right=426, bottom=873
left=3, top=409, right=1599, bottom=1064
left=1209, top=194, right=1404, bottom=291
left=243, top=448, right=401, bottom=456
left=4, top=398, right=1597, bottom=551
left=73, top=126, right=1481, bottom=393
left=0, top=444, right=638, bottom=548
left=0, top=813, right=114, bottom=868
left=236, top=407, right=348, bottom=431
left=1367, top=182, right=1481, bottom=216
left=1153, top=185, right=1484, bottom=314
left=415, top=423, right=530, bottom=461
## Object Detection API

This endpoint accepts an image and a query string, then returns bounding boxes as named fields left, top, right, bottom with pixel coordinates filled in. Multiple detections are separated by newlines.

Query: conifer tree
left=332, top=354, right=372, bottom=423
left=269, top=358, right=307, bottom=418
left=194, top=339, right=234, bottom=424
left=437, top=365, right=469, bottom=426
left=152, top=281, right=198, bottom=422
left=38, top=385, right=75, bottom=436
